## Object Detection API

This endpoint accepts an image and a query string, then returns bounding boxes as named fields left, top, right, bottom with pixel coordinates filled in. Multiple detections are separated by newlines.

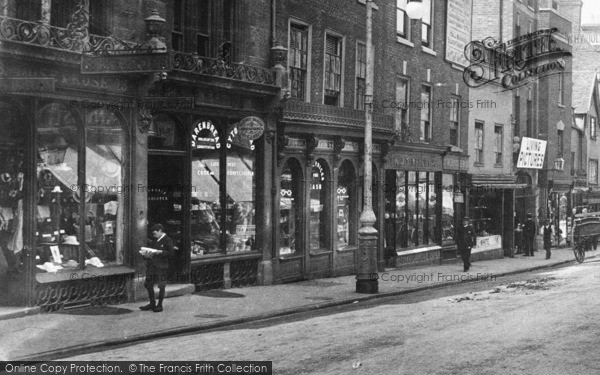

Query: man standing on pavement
left=140, top=223, right=175, bottom=313
left=523, top=213, right=536, bottom=257
left=457, top=217, right=477, bottom=272
left=543, top=219, right=552, bottom=259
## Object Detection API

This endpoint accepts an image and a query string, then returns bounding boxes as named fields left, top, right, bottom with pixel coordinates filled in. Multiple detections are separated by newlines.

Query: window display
left=279, top=160, right=302, bottom=255
left=441, top=174, right=455, bottom=244
left=386, top=170, right=440, bottom=250
left=337, top=161, right=356, bottom=250
left=309, top=160, right=329, bottom=251
left=35, top=103, right=126, bottom=271
left=190, top=119, right=257, bottom=258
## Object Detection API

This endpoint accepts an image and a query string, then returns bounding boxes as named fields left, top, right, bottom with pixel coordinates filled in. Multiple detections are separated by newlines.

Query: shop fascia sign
left=81, top=52, right=171, bottom=74
left=516, top=137, right=547, bottom=169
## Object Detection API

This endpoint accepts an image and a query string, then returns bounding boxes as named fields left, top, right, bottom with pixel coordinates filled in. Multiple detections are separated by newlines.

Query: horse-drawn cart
left=572, top=214, right=600, bottom=263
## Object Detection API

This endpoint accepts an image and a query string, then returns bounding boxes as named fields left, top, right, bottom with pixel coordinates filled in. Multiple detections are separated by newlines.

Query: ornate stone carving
left=306, top=135, right=319, bottom=166
left=334, top=137, right=345, bottom=165
left=138, top=107, right=154, bottom=134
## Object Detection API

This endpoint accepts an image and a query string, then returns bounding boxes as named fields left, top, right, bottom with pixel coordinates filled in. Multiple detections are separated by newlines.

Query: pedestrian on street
left=140, top=223, right=175, bottom=313
left=523, top=213, right=536, bottom=257
left=457, top=216, right=477, bottom=272
left=543, top=219, right=552, bottom=260
left=515, top=221, right=523, bottom=254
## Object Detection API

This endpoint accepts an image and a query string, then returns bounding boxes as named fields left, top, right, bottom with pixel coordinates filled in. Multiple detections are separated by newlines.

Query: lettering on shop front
left=385, top=154, right=441, bottom=171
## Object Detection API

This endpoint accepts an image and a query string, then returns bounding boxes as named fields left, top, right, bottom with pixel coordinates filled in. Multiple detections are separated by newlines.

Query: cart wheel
left=574, top=242, right=586, bottom=263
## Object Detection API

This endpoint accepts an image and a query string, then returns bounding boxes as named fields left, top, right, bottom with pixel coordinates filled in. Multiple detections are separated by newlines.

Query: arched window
left=309, top=159, right=331, bottom=251
left=190, top=119, right=258, bottom=255
left=280, top=158, right=302, bottom=255
left=337, top=160, right=357, bottom=250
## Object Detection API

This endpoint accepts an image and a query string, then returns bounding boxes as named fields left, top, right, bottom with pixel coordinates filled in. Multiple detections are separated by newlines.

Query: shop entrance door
left=0, top=100, right=33, bottom=307
left=147, top=154, right=188, bottom=282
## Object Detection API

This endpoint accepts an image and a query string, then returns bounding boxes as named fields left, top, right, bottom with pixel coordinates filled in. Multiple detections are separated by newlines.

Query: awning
left=471, top=175, right=528, bottom=189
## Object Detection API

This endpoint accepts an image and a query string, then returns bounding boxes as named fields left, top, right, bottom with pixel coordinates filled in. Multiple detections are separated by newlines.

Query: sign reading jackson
left=517, top=137, right=547, bottom=169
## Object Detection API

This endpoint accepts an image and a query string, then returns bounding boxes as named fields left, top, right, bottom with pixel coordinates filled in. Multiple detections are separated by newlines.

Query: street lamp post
left=356, top=0, right=378, bottom=294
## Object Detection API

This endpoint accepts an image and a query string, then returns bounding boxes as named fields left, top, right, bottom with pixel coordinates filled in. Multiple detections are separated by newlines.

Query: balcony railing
left=0, top=14, right=131, bottom=54
left=282, top=100, right=394, bottom=132
left=171, top=52, right=276, bottom=86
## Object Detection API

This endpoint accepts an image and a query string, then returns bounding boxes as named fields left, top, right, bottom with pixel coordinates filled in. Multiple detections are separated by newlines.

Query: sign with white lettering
left=446, top=0, right=472, bottom=67
left=517, top=137, right=547, bottom=169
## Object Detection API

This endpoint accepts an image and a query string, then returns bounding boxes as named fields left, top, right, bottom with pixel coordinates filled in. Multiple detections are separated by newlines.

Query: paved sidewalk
left=0, top=247, right=595, bottom=360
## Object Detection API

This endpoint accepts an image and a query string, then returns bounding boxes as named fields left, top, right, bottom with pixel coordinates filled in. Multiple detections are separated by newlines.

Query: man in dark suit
left=457, top=217, right=477, bottom=272
left=523, top=213, right=536, bottom=257
left=140, top=223, right=175, bottom=312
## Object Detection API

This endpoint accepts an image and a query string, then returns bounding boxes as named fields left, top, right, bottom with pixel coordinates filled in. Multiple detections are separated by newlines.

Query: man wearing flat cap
left=457, top=217, right=477, bottom=272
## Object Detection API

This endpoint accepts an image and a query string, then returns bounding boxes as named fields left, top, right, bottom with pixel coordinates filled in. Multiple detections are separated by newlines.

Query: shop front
left=275, top=137, right=366, bottom=281
left=0, top=78, right=137, bottom=311
left=469, top=175, right=518, bottom=260
left=383, top=147, right=444, bottom=268
left=440, top=152, right=469, bottom=260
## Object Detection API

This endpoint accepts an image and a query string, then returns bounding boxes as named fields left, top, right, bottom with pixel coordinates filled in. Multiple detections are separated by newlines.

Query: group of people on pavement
left=457, top=213, right=553, bottom=273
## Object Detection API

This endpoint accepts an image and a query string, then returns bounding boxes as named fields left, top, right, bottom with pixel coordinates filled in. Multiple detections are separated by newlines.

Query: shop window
left=190, top=119, right=257, bottom=257
left=309, top=159, right=330, bottom=251
left=441, top=174, right=455, bottom=245
left=470, top=192, right=502, bottom=237
left=290, top=23, right=309, bottom=101
left=337, top=160, right=357, bottom=250
left=279, top=159, right=302, bottom=255
left=36, top=103, right=81, bottom=268
left=84, top=109, right=125, bottom=265
left=225, top=125, right=256, bottom=253
left=386, top=170, right=439, bottom=250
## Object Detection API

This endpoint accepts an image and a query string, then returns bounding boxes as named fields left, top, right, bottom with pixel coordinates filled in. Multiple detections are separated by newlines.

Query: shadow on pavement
left=57, top=306, right=134, bottom=316
left=194, top=290, right=246, bottom=298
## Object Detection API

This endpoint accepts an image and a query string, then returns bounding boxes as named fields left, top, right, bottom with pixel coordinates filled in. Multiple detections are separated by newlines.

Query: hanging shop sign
left=81, top=53, right=171, bottom=74
left=516, top=137, right=547, bottom=169
left=445, top=0, right=473, bottom=68
left=237, top=116, right=265, bottom=141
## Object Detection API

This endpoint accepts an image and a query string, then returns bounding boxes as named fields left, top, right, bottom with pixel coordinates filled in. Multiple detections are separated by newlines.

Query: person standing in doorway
left=457, top=217, right=477, bottom=272
left=140, top=223, right=175, bottom=313
left=523, top=213, right=536, bottom=257
left=543, top=219, right=552, bottom=259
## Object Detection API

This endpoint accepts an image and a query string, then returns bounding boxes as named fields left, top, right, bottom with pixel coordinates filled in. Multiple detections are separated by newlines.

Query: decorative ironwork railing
left=283, top=100, right=394, bottom=132
left=171, top=52, right=276, bottom=85
left=0, top=13, right=134, bottom=54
